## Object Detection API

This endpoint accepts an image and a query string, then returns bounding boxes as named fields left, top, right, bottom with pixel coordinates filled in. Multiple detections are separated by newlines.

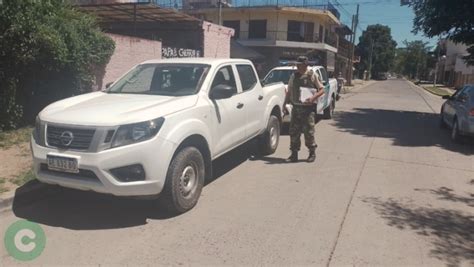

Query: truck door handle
left=237, top=103, right=244, bottom=109
left=258, top=95, right=263, bottom=100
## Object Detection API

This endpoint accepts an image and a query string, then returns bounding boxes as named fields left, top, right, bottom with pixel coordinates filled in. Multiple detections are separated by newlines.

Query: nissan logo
left=60, top=131, right=74, bottom=146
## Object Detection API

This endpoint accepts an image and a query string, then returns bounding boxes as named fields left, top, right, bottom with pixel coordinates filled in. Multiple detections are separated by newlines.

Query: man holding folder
left=284, top=56, right=325, bottom=163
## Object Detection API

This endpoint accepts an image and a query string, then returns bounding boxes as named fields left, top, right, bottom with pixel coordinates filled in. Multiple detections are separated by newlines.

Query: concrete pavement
left=1, top=79, right=473, bottom=266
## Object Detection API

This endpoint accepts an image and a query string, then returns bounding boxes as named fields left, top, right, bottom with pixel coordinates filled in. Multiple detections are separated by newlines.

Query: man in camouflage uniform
left=285, top=56, right=325, bottom=163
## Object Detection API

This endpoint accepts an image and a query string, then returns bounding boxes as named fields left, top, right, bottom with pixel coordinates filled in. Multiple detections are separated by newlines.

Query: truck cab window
left=211, top=66, right=238, bottom=95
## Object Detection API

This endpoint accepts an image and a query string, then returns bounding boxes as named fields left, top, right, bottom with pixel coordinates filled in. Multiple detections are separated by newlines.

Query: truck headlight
left=111, top=117, right=165, bottom=148
left=33, top=116, right=44, bottom=145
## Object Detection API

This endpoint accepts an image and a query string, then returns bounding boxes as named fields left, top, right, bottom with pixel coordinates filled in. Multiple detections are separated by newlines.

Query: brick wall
left=100, top=34, right=162, bottom=90
left=202, top=22, right=234, bottom=58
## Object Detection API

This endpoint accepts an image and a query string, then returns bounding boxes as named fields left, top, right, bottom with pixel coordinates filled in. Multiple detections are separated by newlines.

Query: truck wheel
left=259, top=115, right=280, bottom=155
left=159, top=146, right=205, bottom=214
left=323, top=98, right=335, bottom=119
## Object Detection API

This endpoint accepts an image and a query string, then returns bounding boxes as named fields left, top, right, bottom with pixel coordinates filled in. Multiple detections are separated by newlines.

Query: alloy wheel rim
left=270, top=124, right=278, bottom=148
left=180, top=164, right=197, bottom=197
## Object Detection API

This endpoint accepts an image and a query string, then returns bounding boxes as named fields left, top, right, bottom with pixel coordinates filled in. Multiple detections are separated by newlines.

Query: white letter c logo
left=14, top=229, right=36, bottom=253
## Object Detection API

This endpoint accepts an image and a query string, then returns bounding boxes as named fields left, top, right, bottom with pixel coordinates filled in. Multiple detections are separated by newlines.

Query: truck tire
left=159, top=146, right=205, bottom=214
left=323, top=98, right=335, bottom=119
left=259, top=115, right=280, bottom=155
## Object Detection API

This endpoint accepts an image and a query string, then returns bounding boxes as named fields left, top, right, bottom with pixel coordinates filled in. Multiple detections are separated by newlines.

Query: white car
left=263, top=65, right=338, bottom=122
left=31, top=58, right=285, bottom=213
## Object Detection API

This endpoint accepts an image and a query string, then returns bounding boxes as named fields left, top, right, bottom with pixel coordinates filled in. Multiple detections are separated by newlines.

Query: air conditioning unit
left=184, top=0, right=232, bottom=9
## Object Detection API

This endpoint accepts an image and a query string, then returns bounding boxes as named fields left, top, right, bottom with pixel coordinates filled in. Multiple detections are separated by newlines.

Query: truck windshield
left=263, top=69, right=294, bottom=85
left=107, top=63, right=210, bottom=96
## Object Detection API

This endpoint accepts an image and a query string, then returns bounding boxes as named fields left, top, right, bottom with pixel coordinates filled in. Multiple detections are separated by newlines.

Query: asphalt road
left=1, top=79, right=473, bottom=266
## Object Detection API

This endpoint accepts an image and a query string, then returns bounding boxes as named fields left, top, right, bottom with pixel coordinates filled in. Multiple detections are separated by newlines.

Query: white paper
left=299, top=86, right=317, bottom=102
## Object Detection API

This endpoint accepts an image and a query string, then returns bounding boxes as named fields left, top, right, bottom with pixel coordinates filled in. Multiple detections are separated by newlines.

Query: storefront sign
left=162, top=47, right=201, bottom=58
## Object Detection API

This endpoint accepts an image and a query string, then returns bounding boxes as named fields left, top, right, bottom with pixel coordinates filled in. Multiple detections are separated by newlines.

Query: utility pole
left=368, top=38, right=374, bottom=80
left=347, top=4, right=359, bottom=86
left=346, top=14, right=355, bottom=83
left=218, top=0, right=222, bottom=25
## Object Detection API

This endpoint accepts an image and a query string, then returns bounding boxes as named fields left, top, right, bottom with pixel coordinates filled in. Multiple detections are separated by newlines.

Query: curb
left=0, top=180, right=60, bottom=213
left=420, top=86, right=452, bottom=97
left=406, top=80, right=452, bottom=97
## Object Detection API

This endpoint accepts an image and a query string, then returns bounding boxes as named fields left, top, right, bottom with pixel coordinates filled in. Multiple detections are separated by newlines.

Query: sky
left=334, top=0, right=436, bottom=49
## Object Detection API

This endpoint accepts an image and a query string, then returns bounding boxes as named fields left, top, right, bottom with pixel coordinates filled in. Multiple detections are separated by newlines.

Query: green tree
left=356, top=24, right=397, bottom=78
left=0, top=0, right=115, bottom=130
left=410, top=0, right=474, bottom=65
left=394, top=40, right=433, bottom=80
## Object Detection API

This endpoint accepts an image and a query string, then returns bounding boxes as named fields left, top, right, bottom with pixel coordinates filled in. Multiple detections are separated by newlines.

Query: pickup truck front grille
left=47, top=125, right=95, bottom=150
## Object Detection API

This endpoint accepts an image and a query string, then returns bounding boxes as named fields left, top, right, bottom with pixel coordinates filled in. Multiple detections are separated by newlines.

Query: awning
left=230, top=40, right=265, bottom=61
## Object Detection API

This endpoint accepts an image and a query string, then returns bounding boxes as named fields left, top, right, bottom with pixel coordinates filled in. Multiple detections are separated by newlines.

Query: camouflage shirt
left=288, top=69, right=324, bottom=106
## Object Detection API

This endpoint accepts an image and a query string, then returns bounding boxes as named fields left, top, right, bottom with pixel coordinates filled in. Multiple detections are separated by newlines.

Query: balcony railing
left=154, top=0, right=341, bottom=19
left=74, top=1, right=341, bottom=20
left=337, top=38, right=353, bottom=59
left=324, top=32, right=338, bottom=47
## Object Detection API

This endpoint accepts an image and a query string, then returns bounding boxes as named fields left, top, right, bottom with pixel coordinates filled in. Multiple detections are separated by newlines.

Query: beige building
left=438, top=39, right=474, bottom=88
left=186, top=4, right=342, bottom=74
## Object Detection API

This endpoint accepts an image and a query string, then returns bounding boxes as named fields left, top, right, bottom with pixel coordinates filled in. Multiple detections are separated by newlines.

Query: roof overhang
left=336, top=24, right=353, bottom=36
left=75, top=1, right=201, bottom=23
left=238, top=39, right=338, bottom=53
left=187, top=6, right=341, bottom=25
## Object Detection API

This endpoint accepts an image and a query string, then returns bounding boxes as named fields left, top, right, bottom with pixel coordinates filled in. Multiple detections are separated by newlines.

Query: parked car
left=440, top=84, right=474, bottom=142
left=263, top=65, right=338, bottom=123
left=31, top=58, right=286, bottom=213
left=374, top=72, right=388, bottom=80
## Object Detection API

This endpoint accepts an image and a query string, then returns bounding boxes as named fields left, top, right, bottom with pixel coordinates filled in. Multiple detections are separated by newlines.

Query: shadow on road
left=362, top=196, right=474, bottom=267
left=11, top=141, right=261, bottom=230
left=415, top=185, right=474, bottom=208
left=332, top=108, right=474, bottom=155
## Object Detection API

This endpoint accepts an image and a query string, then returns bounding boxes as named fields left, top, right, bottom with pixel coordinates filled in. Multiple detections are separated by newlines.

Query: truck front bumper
left=31, top=136, right=176, bottom=196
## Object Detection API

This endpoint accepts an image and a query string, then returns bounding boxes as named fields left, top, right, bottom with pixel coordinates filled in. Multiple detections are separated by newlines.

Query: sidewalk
left=418, top=83, right=456, bottom=97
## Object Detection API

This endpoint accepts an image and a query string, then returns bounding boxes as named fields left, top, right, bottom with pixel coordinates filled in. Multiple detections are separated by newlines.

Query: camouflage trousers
left=289, top=106, right=317, bottom=152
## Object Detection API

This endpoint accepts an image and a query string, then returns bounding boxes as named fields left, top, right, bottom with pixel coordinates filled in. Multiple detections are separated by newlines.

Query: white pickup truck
left=263, top=65, right=338, bottom=121
left=31, top=58, right=285, bottom=214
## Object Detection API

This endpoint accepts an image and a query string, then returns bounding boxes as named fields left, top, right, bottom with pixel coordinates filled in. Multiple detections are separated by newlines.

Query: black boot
left=307, top=150, right=316, bottom=163
left=286, top=151, right=298, bottom=163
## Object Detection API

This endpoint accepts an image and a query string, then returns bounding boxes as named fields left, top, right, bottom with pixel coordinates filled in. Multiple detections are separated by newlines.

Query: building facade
left=438, top=39, right=474, bottom=88
left=73, top=0, right=234, bottom=89
left=185, top=0, right=342, bottom=75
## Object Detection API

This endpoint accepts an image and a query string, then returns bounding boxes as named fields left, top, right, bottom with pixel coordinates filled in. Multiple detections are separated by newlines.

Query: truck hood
left=40, top=92, right=198, bottom=126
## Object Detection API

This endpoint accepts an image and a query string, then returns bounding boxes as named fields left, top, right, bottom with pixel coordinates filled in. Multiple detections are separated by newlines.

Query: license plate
left=47, top=155, right=79, bottom=173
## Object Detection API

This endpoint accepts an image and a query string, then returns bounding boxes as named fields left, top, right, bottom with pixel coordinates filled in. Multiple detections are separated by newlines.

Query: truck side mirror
left=105, top=82, right=114, bottom=89
left=210, top=84, right=234, bottom=99
left=442, top=95, right=451, bottom=100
